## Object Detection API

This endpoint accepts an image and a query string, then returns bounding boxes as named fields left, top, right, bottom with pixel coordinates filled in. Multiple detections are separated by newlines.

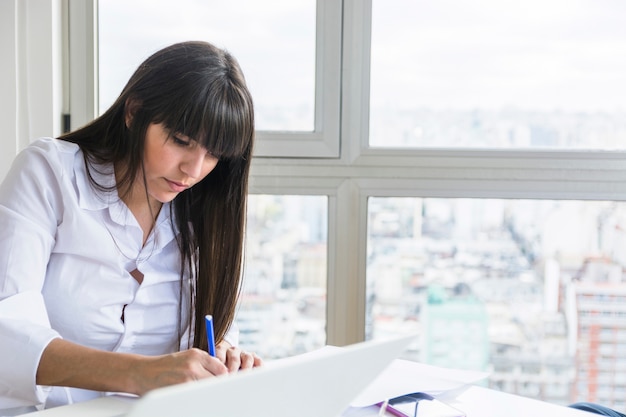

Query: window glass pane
left=98, top=0, right=316, bottom=131
left=367, top=197, right=626, bottom=408
left=370, top=0, right=626, bottom=149
left=238, top=195, right=328, bottom=358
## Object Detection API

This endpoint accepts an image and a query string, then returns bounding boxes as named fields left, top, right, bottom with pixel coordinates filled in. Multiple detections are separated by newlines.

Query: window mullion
left=67, top=0, right=97, bottom=131
left=327, top=179, right=368, bottom=345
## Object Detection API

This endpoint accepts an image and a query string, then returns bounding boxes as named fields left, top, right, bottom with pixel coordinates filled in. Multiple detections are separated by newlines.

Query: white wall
left=0, top=0, right=63, bottom=182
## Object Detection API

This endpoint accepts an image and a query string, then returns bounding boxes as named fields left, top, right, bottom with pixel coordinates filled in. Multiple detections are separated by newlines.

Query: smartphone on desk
left=383, top=392, right=465, bottom=417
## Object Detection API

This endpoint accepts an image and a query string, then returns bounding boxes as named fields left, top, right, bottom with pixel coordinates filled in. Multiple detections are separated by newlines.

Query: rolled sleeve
left=0, top=292, right=60, bottom=408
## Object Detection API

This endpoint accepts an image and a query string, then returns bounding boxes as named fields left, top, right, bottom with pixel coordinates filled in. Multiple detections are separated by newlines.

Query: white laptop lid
left=123, top=334, right=415, bottom=417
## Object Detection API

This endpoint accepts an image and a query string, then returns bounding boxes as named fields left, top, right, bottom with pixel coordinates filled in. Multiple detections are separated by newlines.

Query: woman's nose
left=180, top=150, right=206, bottom=179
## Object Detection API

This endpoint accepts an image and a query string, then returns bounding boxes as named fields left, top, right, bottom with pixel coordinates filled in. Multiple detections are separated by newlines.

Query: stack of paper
left=345, top=359, right=490, bottom=416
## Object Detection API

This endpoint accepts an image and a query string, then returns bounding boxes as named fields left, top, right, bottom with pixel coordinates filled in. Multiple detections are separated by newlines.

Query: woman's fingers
left=224, top=346, right=242, bottom=372
left=131, top=348, right=228, bottom=394
left=224, top=346, right=263, bottom=371
left=128, top=345, right=265, bottom=396
left=240, top=350, right=263, bottom=369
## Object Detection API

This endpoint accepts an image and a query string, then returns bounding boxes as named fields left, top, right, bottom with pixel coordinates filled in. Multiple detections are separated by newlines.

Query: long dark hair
left=60, top=41, right=254, bottom=349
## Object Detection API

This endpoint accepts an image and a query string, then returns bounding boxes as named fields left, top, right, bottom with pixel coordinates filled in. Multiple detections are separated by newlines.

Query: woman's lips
left=166, top=179, right=189, bottom=193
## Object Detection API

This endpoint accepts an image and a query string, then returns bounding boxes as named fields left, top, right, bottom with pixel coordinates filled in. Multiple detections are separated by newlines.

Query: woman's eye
left=172, top=135, right=190, bottom=146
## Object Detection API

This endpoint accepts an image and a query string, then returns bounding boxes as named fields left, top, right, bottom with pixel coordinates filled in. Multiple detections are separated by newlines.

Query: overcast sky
left=371, top=0, right=626, bottom=112
left=99, top=0, right=626, bottom=117
left=98, top=0, right=315, bottom=117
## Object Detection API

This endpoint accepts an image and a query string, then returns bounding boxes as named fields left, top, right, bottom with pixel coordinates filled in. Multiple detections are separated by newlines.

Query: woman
left=0, top=41, right=261, bottom=413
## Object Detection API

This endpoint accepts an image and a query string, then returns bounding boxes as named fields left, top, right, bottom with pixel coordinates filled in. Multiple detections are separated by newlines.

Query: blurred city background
left=96, top=0, right=626, bottom=410
left=240, top=196, right=626, bottom=410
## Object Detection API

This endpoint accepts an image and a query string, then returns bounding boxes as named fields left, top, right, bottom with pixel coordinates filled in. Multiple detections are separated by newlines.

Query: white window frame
left=255, top=0, right=342, bottom=158
left=67, top=0, right=341, bottom=158
left=250, top=0, right=626, bottom=346
left=65, top=0, right=626, bottom=348
left=67, top=0, right=97, bottom=136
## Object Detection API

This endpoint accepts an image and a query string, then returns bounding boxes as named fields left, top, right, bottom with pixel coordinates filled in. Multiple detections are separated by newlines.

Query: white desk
left=21, top=385, right=600, bottom=417
left=343, top=386, right=600, bottom=416
left=446, top=386, right=598, bottom=417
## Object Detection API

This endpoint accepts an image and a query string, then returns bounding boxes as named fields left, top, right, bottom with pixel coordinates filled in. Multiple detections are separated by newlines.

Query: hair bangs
left=163, top=77, right=254, bottom=161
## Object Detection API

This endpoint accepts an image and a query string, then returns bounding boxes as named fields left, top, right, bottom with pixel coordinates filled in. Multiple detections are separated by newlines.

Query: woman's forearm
left=36, top=338, right=142, bottom=394
left=36, top=338, right=229, bottom=396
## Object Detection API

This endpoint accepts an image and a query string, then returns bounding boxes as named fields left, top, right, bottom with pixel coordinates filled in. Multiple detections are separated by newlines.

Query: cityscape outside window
left=238, top=195, right=328, bottom=359
left=367, top=197, right=626, bottom=410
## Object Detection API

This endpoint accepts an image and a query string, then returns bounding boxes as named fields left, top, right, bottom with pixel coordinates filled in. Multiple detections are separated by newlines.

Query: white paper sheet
left=350, top=359, right=489, bottom=407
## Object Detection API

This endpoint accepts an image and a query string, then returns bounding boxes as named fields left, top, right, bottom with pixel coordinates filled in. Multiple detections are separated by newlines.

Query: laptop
left=113, top=334, right=415, bottom=417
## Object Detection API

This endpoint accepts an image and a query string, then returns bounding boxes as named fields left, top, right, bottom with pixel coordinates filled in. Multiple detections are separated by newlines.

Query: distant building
left=489, top=311, right=574, bottom=406
left=568, top=269, right=626, bottom=411
left=421, top=284, right=489, bottom=371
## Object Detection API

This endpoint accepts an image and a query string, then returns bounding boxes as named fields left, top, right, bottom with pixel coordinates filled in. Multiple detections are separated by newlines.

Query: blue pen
left=205, top=314, right=216, bottom=356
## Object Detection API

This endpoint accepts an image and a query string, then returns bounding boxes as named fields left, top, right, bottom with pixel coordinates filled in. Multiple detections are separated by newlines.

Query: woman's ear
left=124, top=97, right=141, bottom=128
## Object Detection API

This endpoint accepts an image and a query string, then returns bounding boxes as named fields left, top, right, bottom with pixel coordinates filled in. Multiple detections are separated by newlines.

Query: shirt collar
left=72, top=149, right=178, bottom=243
left=73, top=153, right=118, bottom=211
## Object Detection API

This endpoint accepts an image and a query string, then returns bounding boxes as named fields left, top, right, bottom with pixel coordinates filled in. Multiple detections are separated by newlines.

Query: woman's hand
left=129, top=348, right=228, bottom=395
left=215, top=341, right=263, bottom=372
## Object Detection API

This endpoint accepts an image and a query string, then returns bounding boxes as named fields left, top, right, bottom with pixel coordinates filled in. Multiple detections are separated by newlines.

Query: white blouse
left=0, top=138, right=237, bottom=411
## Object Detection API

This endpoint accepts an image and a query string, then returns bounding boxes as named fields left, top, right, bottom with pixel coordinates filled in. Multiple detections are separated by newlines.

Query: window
left=77, top=0, right=341, bottom=157
left=239, top=195, right=328, bottom=358
left=66, top=0, right=626, bottom=407
left=369, top=0, right=626, bottom=150
left=98, top=0, right=317, bottom=132
left=367, top=198, right=626, bottom=387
